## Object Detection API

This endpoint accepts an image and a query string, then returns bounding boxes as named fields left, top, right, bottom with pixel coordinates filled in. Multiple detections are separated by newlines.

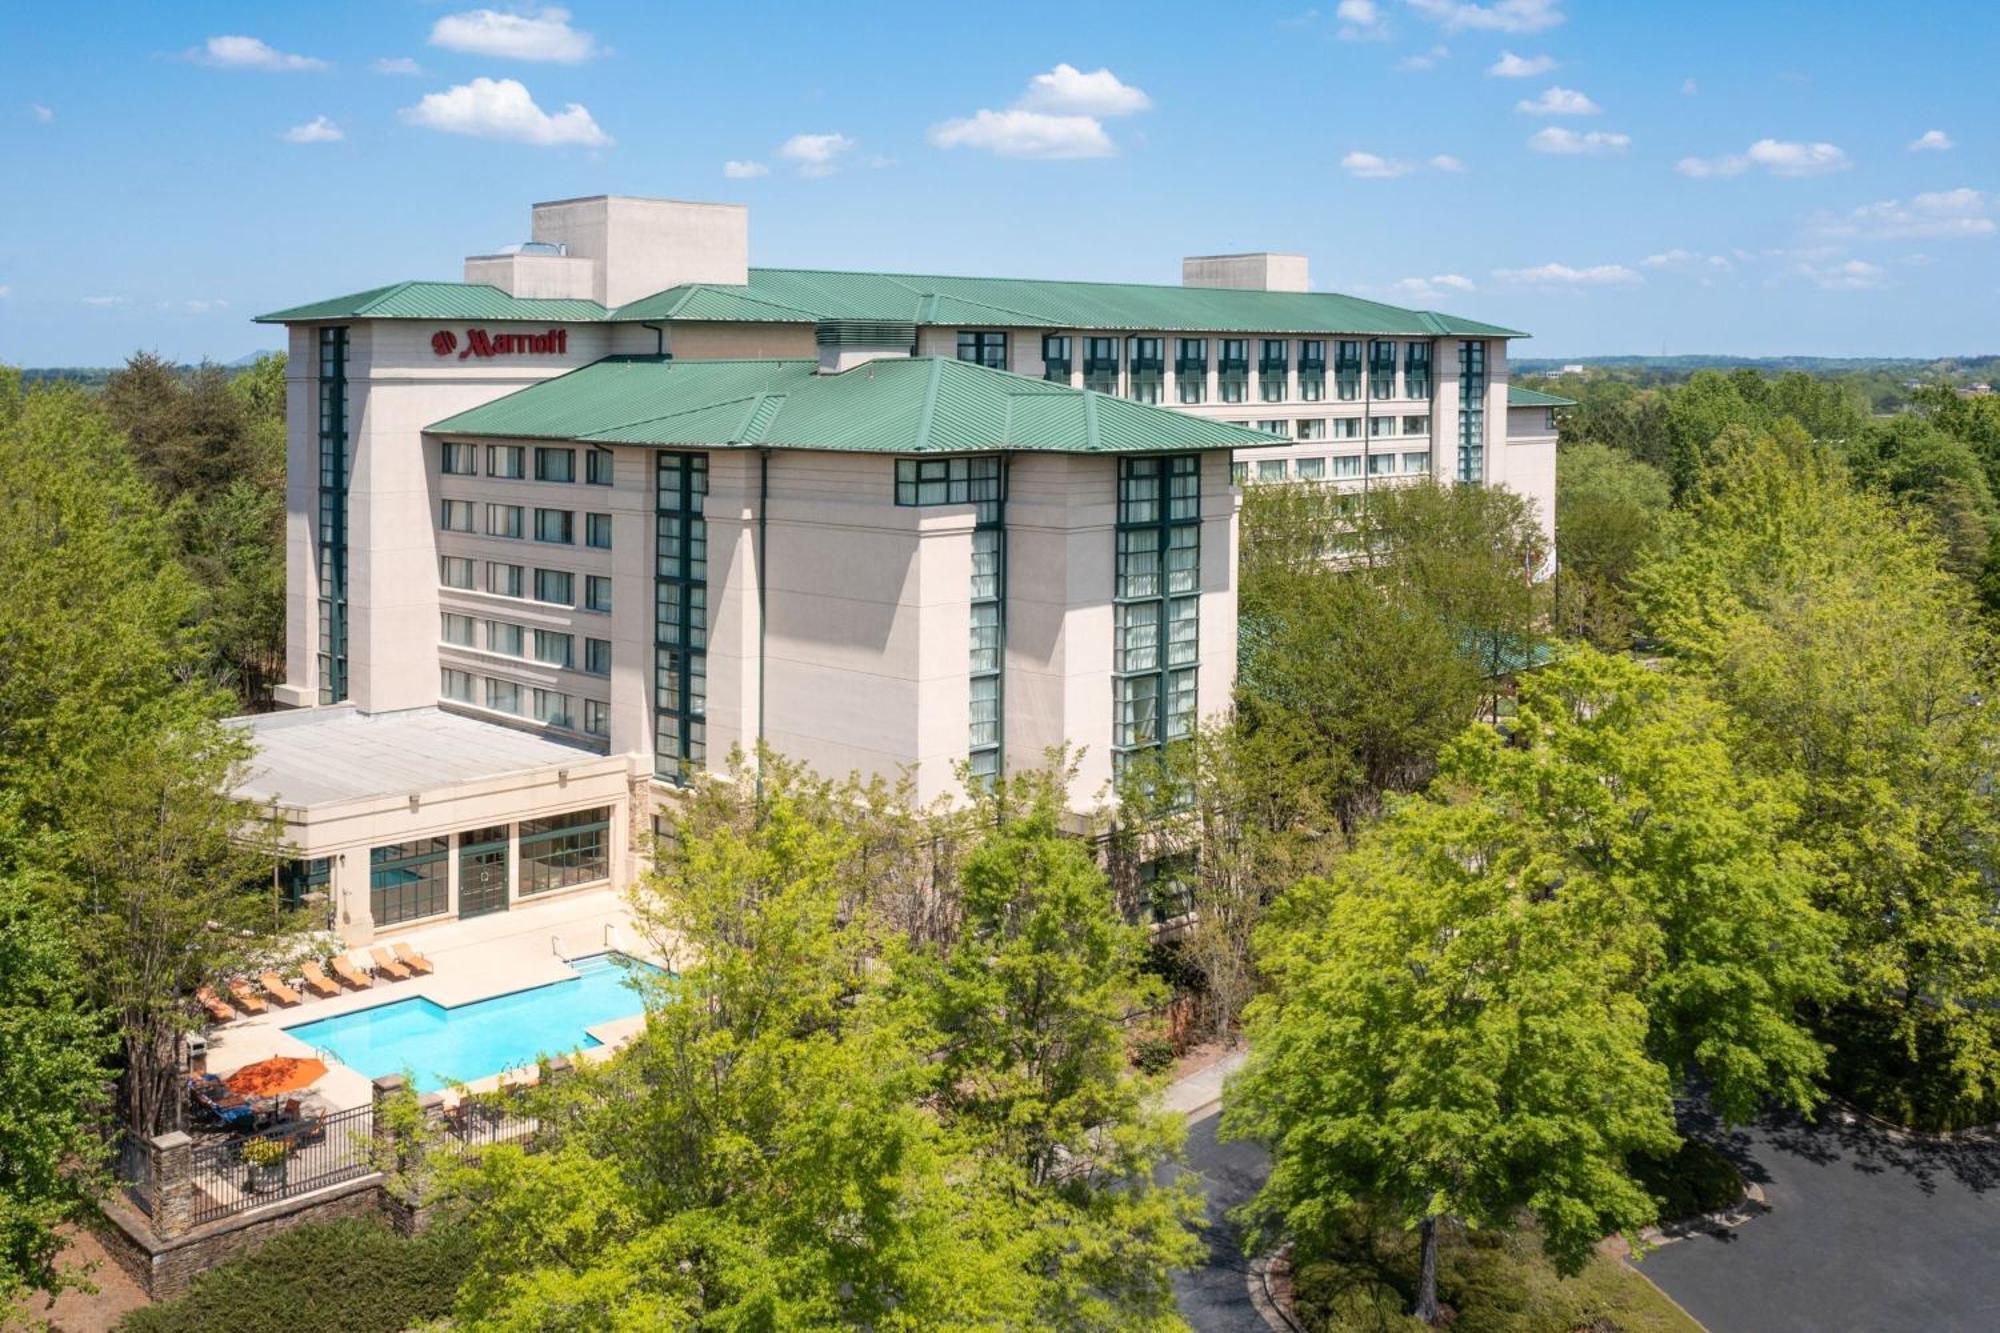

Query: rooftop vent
left=815, top=320, right=916, bottom=374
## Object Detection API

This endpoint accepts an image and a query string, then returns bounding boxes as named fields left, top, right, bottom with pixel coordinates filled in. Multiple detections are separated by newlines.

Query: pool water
left=287, top=952, right=663, bottom=1092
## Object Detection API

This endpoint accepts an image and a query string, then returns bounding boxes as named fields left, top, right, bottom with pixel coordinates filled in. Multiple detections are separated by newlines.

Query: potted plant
left=240, top=1136, right=289, bottom=1194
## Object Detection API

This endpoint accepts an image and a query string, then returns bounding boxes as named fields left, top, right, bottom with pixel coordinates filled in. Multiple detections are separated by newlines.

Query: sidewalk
left=1164, top=1046, right=1248, bottom=1122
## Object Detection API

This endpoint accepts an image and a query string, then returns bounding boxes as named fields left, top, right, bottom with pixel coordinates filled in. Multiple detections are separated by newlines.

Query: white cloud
left=429, top=6, right=598, bottom=62
left=1386, top=273, right=1476, bottom=301
left=1681, top=77, right=1699, bottom=96
left=929, top=110, right=1112, bottom=160
left=1908, top=129, right=1953, bottom=153
left=1528, top=126, right=1628, bottom=155
left=182, top=299, right=230, bottom=314
left=722, top=159, right=769, bottom=179
left=1430, top=153, right=1466, bottom=171
left=1516, top=85, right=1599, bottom=115
left=1336, top=0, right=1390, bottom=39
left=1821, top=188, right=1995, bottom=240
left=1487, top=50, right=1555, bottom=77
left=195, top=35, right=328, bottom=72
left=1342, top=150, right=1416, bottom=178
left=401, top=78, right=610, bottom=147
left=372, top=57, right=422, bottom=76
left=1397, top=44, right=1450, bottom=70
left=281, top=115, right=342, bottom=144
left=1407, top=0, right=1564, bottom=33
left=1016, top=63, right=1152, bottom=116
left=1794, top=258, right=1886, bottom=291
left=780, top=131, right=859, bottom=175
left=82, top=295, right=126, bottom=307
left=30, top=103, right=54, bottom=123
left=1493, top=261, right=1641, bottom=286
left=1678, top=138, right=1849, bottom=179
left=1640, top=248, right=1733, bottom=273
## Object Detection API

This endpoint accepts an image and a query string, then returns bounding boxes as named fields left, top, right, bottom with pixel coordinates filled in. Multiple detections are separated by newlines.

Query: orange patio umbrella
left=223, top=1056, right=328, bottom=1097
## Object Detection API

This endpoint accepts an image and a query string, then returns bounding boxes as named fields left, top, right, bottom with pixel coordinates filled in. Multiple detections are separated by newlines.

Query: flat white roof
left=232, top=705, right=610, bottom=808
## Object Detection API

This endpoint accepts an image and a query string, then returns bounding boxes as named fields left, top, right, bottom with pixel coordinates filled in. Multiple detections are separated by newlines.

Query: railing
left=187, top=1102, right=376, bottom=1226
left=429, top=1090, right=539, bottom=1152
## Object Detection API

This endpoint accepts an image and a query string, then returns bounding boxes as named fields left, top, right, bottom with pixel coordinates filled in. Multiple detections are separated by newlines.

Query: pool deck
left=204, top=889, right=681, bottom=1110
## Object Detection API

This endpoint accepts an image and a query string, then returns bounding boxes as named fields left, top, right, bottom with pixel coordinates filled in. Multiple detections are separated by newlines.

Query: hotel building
left=243, top=195, right=1554, bottom=942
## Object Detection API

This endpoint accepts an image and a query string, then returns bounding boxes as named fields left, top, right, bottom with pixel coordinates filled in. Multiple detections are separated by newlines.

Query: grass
left=1290, top=1217, right=1703, bottom=1333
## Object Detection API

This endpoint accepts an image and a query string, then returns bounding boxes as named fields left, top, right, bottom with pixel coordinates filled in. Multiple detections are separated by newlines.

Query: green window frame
left=1258, top=339, right=1289, bottom=402
left=315, top=326, right=349, bottom=704
left=1218, top=339, right=1248, bottom=403
left=1458, top=340, right=1486, bottom=483
left=1406, top=342, right=1432, bottom=399
left=655, top=453, right=708, bottom=784
left=1127, top=337, right=1164, bottom=404
left=1041, top=334, right=1072, bottom=382
left=956, top=331, right=1008, bottom=370
left=1370, top=340, right=1397, bottom=399
left=279, top=857, right=330, bottom=912
left=1335, top=340, right=1362, bottom=401
left=1084, top=336, right=1120, bottom=394
left=1113, top=455, right=1201, bottom=777
left=1175, top=338, right=1207, bottom=404
left=1298, top=340, right=1326, bottom=402
left=519, top=807, right=610, bottom=896
left=370, top=838, right=448, bottom=927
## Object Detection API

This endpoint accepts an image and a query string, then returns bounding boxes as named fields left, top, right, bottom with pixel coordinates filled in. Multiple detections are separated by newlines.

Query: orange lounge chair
left=258, top=971, right=303, bottom=1006
left=226, top=979, right=269, bottom=1015
left=369, top=947, right=413, bottom=981
left=196, top=987, right=236, bottom=1023
left=329, top=955, right=372, bottom=990
left=299, top=962, right=341, bottom=998
left=392, top=942, right=435, bottom=975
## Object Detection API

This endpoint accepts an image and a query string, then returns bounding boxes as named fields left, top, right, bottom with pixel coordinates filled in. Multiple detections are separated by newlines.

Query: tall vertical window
left=655, top=453, right=708, bottom=783
left=1406, top=342, right=1433, bottom=399
left=585, top=512, right=612, bottom=549
left=1127, top=337, right=1164, bottom=404
left=1298, top=340, right=1326, bottom=401
left=1175, top=338, right=1207, bottom=404
left=1335, top=340, right=1362, bottom=401
left=1370, top=340, right=1397, bottom=399
left=370, top=838, right=448, bottom=927
left=1457, top=340, right=1486, bottom=483
left=894, top=457, right=1006, bottom=780
left=1113, top=455, right=1201, bottom=777
left=1218, top=339, right=1249, bottom=403
left=315, top=326, right=349, bottom=703
left=1084, top=337, right=1120, bottom=395
left=956, top=331, right=1008, bottom=369
left=586, top=447, right=615, bottom=486
left=1041, top=334, right=1072, bottom=383
left=1258, top=339, right=1289, bottom=402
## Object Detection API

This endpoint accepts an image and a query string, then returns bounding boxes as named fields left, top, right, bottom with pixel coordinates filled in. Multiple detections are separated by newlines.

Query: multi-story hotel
left=243, top=195, right=1557, bottom=942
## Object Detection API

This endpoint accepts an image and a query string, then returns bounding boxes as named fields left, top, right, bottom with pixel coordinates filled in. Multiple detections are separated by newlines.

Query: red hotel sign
left=432, top=328, right=569, bottom=360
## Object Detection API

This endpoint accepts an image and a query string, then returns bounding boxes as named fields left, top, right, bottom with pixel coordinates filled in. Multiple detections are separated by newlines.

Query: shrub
left=1630, top=1140, right=1745, bottom=1222
left=1132, top=1035, right=1177, bottom=1076
left=118, top=1219, right=474, bottom=1333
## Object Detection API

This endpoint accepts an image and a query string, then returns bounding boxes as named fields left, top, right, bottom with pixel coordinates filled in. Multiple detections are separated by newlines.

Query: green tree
left=1553, top=442, right=1671, bottom=646
left=1845, top=414, right=1999, bottom=579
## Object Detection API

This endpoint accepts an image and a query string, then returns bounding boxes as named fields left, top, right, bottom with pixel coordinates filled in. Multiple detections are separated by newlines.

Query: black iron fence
left=188, top=1102, right=376, bottom=1226
left=430, top=1091, right=538, bottom=1152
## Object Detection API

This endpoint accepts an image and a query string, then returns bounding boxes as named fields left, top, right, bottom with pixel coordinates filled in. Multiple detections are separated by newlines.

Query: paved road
left=1167, top=1110, right=1274, bottom=1333
left=1642, top=1106, right=2000, bottom=1333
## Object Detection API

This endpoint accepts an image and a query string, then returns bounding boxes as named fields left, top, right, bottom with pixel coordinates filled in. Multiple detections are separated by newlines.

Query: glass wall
left=316, top=327, right=349, bottom=703
left=458, top=825, right=509, bottom=918
left=519, top=808, right=611, bottom=896
left=655, top=453, right=709, bottom=783
left=1458, top=340, right=1487, bottom=482
left=1113, top=455, right=1201, bottom=777
left=370, top=838, right=448, bottom=927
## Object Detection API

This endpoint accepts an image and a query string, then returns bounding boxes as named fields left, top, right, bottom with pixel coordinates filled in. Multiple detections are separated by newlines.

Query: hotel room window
left=441, top=613, right=476, bottom=647
left=1175, top=338, right=1207, bottom=404
left=1084, top=337, right=1120, bottom=394
left=1296, top=418, right=1326, bottom=441
left=583, top=699, right=610, bottom=738
left=487, top=561, right=523, bottom=598
left=1370, top=416, right=1395, bottom=438
left=534, top=629, right=574, bottom=668
left=1258, top=340, right=1289, bottom=402
left=1335, top=341, right=1362, bottom=400
left=586, top=512, right=612, bottom=549
left=586, top=447, right=615, bottom=485
left=485, top=678, right=522, bottom=714
left=1369, top=452, right=1396, bottom=476
left=534, top=508, right=574, bottom=544
left=1332, top=418, right=1361, bottom=440
left=1370, top=340, right=1397, bottom=399
left=534, top=568, right=573, bottom=606
left=1041, top=334, right=1072, bottom=382
left=487, top=503, right=523, bottom=539
left=533, top=689, right=573, bottom=729
left=1298, top=341, right=1326, bottom=401
left=585, top=575, right=613, bottom=613
left=441, top=556, right=476, bottom=589
left=534, top=447, right=575, bottom=483
left=1332, top=454, right=1362, bottom=478
left=486, top=620, right=525, bottom=657
left=1295, top=456, right=1326, bottom=480
left=442, top=442, right=476, bottom=475
left=1218, top=340, right=1249, bottom=403
left=1256, top=459, right=1288, bottom=482
left=1403, top=452, right=1431, bottom=474
left=1128, top=337, right=1164, bottom=404
left=1403, top=414, right=1431, bottom=435
left=487, top=444, right=525, bottom=479
left=584, top=637, right=611, bottom=675
left=956, top=330, right=1008, bottom=370
left=441, top=499, right=474, bottom=533
left=1406, top=342, right=1432, bottom=399
left=440, top=668, right=474, bottom=703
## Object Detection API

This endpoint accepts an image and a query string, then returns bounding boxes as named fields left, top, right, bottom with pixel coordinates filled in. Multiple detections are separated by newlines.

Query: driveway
left=1641, top=1106, right=2000, bottom=1332
left=1167, top=1109, right=1274, bottom=1333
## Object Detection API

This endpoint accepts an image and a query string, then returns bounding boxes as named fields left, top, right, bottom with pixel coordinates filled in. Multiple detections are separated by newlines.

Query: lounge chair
left=392, top=941, right=435, bottom=975
left=329, top=955, right=372, bottom=990
left=258, top=971, right=303, bottom=1006
left=226, top=979, right=269, bottom=1014
left=369, top=947, right=413, bottom=981
left=195, top=987, right=236, bottom=1023
left=299, top=961, right=341, bottom=998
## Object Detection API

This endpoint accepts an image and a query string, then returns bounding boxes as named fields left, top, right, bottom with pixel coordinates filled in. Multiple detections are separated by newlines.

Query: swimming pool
left=287, top=952, right=663, bottom=1093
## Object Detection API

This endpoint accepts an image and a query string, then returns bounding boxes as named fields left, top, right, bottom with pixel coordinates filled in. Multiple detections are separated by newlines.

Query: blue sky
left=2, top=1, right=1993, bottom=365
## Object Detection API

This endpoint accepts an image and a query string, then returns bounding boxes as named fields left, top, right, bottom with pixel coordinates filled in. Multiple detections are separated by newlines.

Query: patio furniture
left=258, top=971, right=303, bottom=1006
left=195, top=987, right=236, bottom=1024
left=330, top=955, right=372, bottom=990
left=226, top=979, right=269, bottom=1015
left=369, top=947, right=413, bottom=981
left=392, top=941, right=435, bottom=975
left=299, top=961, right=341, bottom=998
left=188, top=1075, right=257, bottom=1132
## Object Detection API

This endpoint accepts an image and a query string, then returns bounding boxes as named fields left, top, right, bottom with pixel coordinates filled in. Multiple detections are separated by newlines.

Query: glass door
left=458, top=826, right=510, bottom=918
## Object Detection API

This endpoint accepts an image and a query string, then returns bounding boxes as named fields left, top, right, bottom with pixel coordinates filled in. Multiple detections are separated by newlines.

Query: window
left=533, top=688, right=573, bottom=729
left=1173, top=338, right=1207, bottom=404
left=534, top=508, right=574, bottom=544
left=441, top=612, right=476, bottom=647
left=1546, top=408, right=1559, bottom=431
left=583, top=698, right=610, bottom=737
left=316, top=326, right=350, bottom=705
left=1458, top=340, right=1487, bottom=482
left=894, top=455, right=1002, bottom=508
left=1369, top=452, right=1396, bottom=476
left=584, top=637, right=611, bottom=675
left=486, top=620, right=525, bottom=657
left=441, top=555, right=476, bottom=589
left=442, top=442, right=477, bottom=475
left=586, top=447, right=615, bottom=486
left=1370, top=416, right=1395, bottom=437
left=1296, top=418, right=1326, bottom=441
left=655, top=453, right=709, bottom=784
left=957, top=331, right=1008, bottom=369
left=279, top=857, right=331, bottom=912
left=487, top=561, right=523, bottom=598
left=1218, top=340, right=1249, bottom=404
left=1259, top=339, right=1289, bottom=402
left=441, top=499, right=474, bottom=533
left=1256, top=459, right=1288, bottom=482
left=1370, top=340, right=1397, bottom=399
left=440, top=667, right=474, bottom=702
left=1084, top=336, right=1119, bottom=395
left=585, top=575, right=613, bottom=613
left=1298, top=340, right=1326, bottom=401
left=487, top=445, right=525, bottom=479
left=1041, top=334, right=1072, bottom=383
left=1231, top=460, right=1248, bottom=485
left=1332, top=454, right=1362, bottom=478
left=1296, top=456, right=1326, bottom=480
left=1335, top=341, right=1362, bottom=401
left=534, top=568, right=573, bottom=605
left=1406, top=342, right=1433, bottom=399
left=1403, top=414, right=1431, bottom=435
left=1137, top=853, right=1197, bottom=925
left=486, top=503, right=523, bottom=539
left=518, top=807, right=609, bottom=896
left=534, top=447, right=576, bottom=483
left=1332, top=417, right=1361, bottom=440
left=1128, top=337, right=1164, bottom=404
left=458, top=826, right=509, bottom=919
left=370, top=838, right=447, bottom=927
left=1403, top=452, right=1431, bottom=474
left=586, top=513, right=612, bottom=549
left=486, top=677, right=522, bottom=714
left=1114, top=455, right=1200, bottom=775
left=534, top=629, right=574, bottom=668
left=1256, top=420, right=1291, bottom=437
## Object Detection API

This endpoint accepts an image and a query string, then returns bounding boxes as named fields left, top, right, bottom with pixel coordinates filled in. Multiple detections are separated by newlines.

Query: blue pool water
left=287, top=952, right=663, bottom=1092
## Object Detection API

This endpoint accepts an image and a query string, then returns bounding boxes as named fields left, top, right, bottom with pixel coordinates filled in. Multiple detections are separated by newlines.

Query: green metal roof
left=1506, top=384, right=1577, bottom=408
left=427, top=356, right=1288, bottom=455
left=615, top=268, right=1528, bottom=338
left=254, top=281, right=609, bottom=324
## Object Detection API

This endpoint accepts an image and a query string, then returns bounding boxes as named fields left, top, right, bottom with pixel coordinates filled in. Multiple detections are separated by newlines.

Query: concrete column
left=372, top=1074, right=413, bottom=1177
left=147, top=1131, right=194, bottom=1239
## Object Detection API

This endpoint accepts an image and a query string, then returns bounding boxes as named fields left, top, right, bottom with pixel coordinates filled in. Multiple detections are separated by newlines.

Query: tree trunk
left=1413, top=1214, right=1442, bottom=1327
